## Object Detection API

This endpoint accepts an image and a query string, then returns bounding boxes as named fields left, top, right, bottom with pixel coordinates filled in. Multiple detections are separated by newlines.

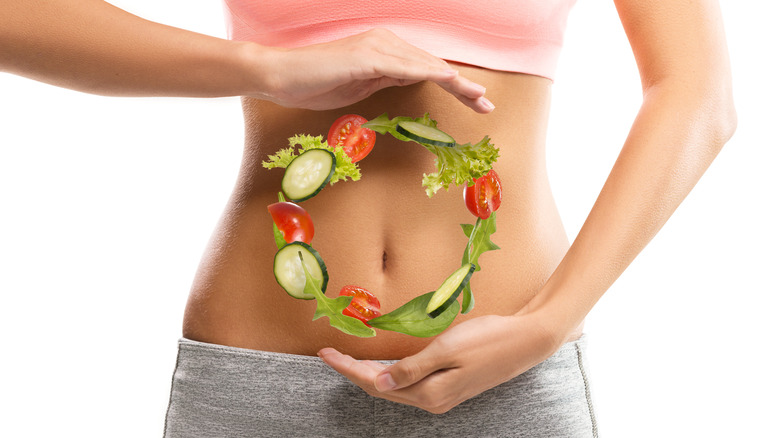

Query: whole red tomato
left=267, top=201, right=314, bottom=244
left=339, top=285, right=381, bottom=326
left=327, top=114, right=376, bottom=163
left=463, top=169, right=502, bottom=219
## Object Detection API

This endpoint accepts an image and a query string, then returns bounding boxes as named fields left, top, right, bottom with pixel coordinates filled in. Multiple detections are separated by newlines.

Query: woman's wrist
left=514, top=284, right=588, bottom=347
left=231, top=41, right=280, bottom=100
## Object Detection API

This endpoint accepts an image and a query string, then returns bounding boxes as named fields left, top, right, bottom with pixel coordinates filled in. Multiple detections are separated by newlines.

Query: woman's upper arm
left=613, top=0, right=737, bottom=136
left=613, top=0, right=733, bottom=93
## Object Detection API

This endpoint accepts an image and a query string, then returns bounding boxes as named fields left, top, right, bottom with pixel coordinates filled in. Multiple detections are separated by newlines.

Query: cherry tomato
left=463, top=169, right=502, bottom=219
left=339, top=285, right=381, bottom=326
left=327, top=114, right=376, bottom=163
left=267, top=201, right=314, bottom=244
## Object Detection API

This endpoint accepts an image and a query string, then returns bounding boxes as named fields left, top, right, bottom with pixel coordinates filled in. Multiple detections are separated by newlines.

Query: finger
left=374, top=346, right=455, bottom=393
left=318, top=348, right=383, bottom=389
left=361, top=359, right=389, bottom=372
left=371, top=58, right=494, bottom=113
left=362, top=65, right=494, bottom=113
left=357, top=56, right=458, bottom=83
left=450, top=93, right=496, bottom=114
left=435, top=76, right=495, bottom=113
left=438, top=74, right=487, bottom=99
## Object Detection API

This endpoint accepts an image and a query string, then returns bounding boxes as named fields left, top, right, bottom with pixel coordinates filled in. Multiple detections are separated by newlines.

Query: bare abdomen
left=182, top=66, right=571, bottom=359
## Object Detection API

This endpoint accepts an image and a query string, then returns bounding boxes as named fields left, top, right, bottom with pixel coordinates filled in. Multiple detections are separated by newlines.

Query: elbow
left=645, top=74, right=738, bottom=152
left=708, top=87, right=738, bottom=148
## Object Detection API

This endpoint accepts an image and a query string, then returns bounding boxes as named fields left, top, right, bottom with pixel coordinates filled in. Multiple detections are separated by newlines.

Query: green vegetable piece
left=272, top=222, right=286, bottom=250
left=367, top=291, right=459, bottom=337
left=363, top=113, right=499, bottom=197
left=272, top=192, right=288, bottom=249
left=297, top=252, right=376, bottom=338
left=460, top=213, right=500, bottom=272
left=461, top=283, right=475, bottom=314
left=458, top=213, right=500, bottom=314
left=262, top=134, right=361, bottom=185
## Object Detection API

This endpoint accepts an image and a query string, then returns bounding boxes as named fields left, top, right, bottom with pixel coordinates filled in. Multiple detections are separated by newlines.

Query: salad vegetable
left=459, top=212, right=500, bottom=313
left=327, top=114, right=376, bottom=163
left=263, top=113, right=502, bottom=337
left=367, top=291, right=460, bottom=337
left=464, top=169, right=502, bottom=220
left=425, top=263, right=476, bottom=318
left=362, top=113, right=499, bottom=197
left=273, top=242, right=328, bottom=300
left=298, top=253, right=376, bottom=337
left=268, top=198, right=314, bottom=245
left=263, top=134, right=361, bottom=185
left=339, top=285, right=381, bottom=326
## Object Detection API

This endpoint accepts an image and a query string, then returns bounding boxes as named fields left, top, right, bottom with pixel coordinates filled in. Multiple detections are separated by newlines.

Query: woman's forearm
left=0, top=0, right=492, bottom=111
left=0, top=0, right=262, bottom=97
left=521, top=82, right=737, bottom=339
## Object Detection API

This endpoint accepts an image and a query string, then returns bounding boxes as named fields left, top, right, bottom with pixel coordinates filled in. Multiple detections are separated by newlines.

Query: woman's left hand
left=318, top=312, right=562, bottom=414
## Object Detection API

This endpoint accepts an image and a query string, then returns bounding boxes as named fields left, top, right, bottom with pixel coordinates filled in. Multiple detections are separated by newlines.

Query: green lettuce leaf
left=262, top=134, right=361, bottom=185
left=420, top=136, right=498, bottom=197
left=459, top=213, right=500, bottom=314
left=297, top=252, right=376, bottom=338
left=367, top=291, right=459, bottom=337
left=363, top=113, right=499, bottom=197
left=272, top=222, right=286, bottom=249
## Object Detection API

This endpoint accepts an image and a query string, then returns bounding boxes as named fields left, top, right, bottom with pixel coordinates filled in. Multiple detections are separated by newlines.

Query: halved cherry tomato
left=268, top=202, right=314, bottom=244
left=463, top=169, right=502, bottom=219
left=327, top=114, right=376, bottom=163
left=339, top=285, right=381, bottom=326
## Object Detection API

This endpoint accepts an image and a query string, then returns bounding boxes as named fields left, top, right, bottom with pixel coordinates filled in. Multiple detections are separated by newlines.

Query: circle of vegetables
left=262, top=114, right=501, bottom=338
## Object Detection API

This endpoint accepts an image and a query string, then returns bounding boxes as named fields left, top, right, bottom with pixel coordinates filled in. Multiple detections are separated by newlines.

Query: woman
left=1, top=0, right=736, bottom=436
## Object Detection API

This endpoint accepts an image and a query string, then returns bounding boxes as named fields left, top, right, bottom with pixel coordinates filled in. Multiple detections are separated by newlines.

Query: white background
left=1, top=1, right=777, bottom=437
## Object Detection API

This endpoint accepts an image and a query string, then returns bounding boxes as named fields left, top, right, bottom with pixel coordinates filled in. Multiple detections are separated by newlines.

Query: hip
left=164, top=336, right=598, bottom=438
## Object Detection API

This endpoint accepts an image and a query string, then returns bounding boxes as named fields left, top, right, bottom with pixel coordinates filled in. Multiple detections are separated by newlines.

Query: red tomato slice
left=339, top=285, right=381, bottom=326
left=463, top=169, right=502, bottom=220
left=327, top=114, right=376, bottom=163
left=267, top=202, right=314, bottom=244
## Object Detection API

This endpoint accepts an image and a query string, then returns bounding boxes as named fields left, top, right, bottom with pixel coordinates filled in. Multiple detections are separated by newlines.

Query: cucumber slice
left=281, top=149, right=336, bottom=202
left=396, top=121, right=456, bottom=147
left=273, top=242, right=329, bottom=299
left=426, top=263, right=475, bottom=318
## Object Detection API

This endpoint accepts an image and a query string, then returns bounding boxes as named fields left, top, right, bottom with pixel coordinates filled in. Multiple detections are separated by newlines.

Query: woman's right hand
left=2, top=2, right=491, bottom=113
left=248, top=29, right=494, bottom=113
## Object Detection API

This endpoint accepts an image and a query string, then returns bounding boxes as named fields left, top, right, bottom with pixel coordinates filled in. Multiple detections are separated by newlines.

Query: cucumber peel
left=426, top=263, right=476, bottom=318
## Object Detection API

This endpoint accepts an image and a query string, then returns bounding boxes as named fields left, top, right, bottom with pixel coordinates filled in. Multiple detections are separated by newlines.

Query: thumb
left=374, top=347, right=450, bottom=393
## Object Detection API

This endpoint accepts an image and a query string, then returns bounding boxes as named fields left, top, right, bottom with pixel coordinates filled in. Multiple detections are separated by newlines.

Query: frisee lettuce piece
left=420, top=136, right=498, bottom=197
left=363, top=113, right=499, bottom=197
left=262, top=134, right=361, bottom=185
left=297, top=252, right=376, bottom=338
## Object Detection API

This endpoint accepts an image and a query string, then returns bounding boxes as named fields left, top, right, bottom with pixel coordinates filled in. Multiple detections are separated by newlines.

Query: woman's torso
left=182, top=65, right=575, bottom=359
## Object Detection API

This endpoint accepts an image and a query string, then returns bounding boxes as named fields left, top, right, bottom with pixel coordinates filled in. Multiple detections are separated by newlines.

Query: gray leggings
left=163, top=337, right=598, bottom=437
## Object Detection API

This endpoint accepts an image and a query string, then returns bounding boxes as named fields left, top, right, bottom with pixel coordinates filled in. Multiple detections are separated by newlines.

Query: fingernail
left=479, top=97, right=495, bottom=111
left=442, top=69, right=459, bottom=76
left=375, top=372, right=397, bottom=392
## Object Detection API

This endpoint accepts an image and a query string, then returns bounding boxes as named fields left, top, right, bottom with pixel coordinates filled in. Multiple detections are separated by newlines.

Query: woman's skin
left=182, top=66, right=574, bottom=360
left=1, top=0, right=735, bottom=416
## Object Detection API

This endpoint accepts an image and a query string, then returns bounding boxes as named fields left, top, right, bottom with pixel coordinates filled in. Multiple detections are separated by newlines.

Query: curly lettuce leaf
left=420, top=136, right=498, bottom=197
left=297, top=252, right=376, bottom=338
left=262, top=134, right=361, bottom=185
left=363, top=113, right=499, bottom=197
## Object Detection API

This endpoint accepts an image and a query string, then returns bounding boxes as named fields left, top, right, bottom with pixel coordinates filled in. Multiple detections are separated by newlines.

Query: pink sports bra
left=222, top=0, right=577, bottom=80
